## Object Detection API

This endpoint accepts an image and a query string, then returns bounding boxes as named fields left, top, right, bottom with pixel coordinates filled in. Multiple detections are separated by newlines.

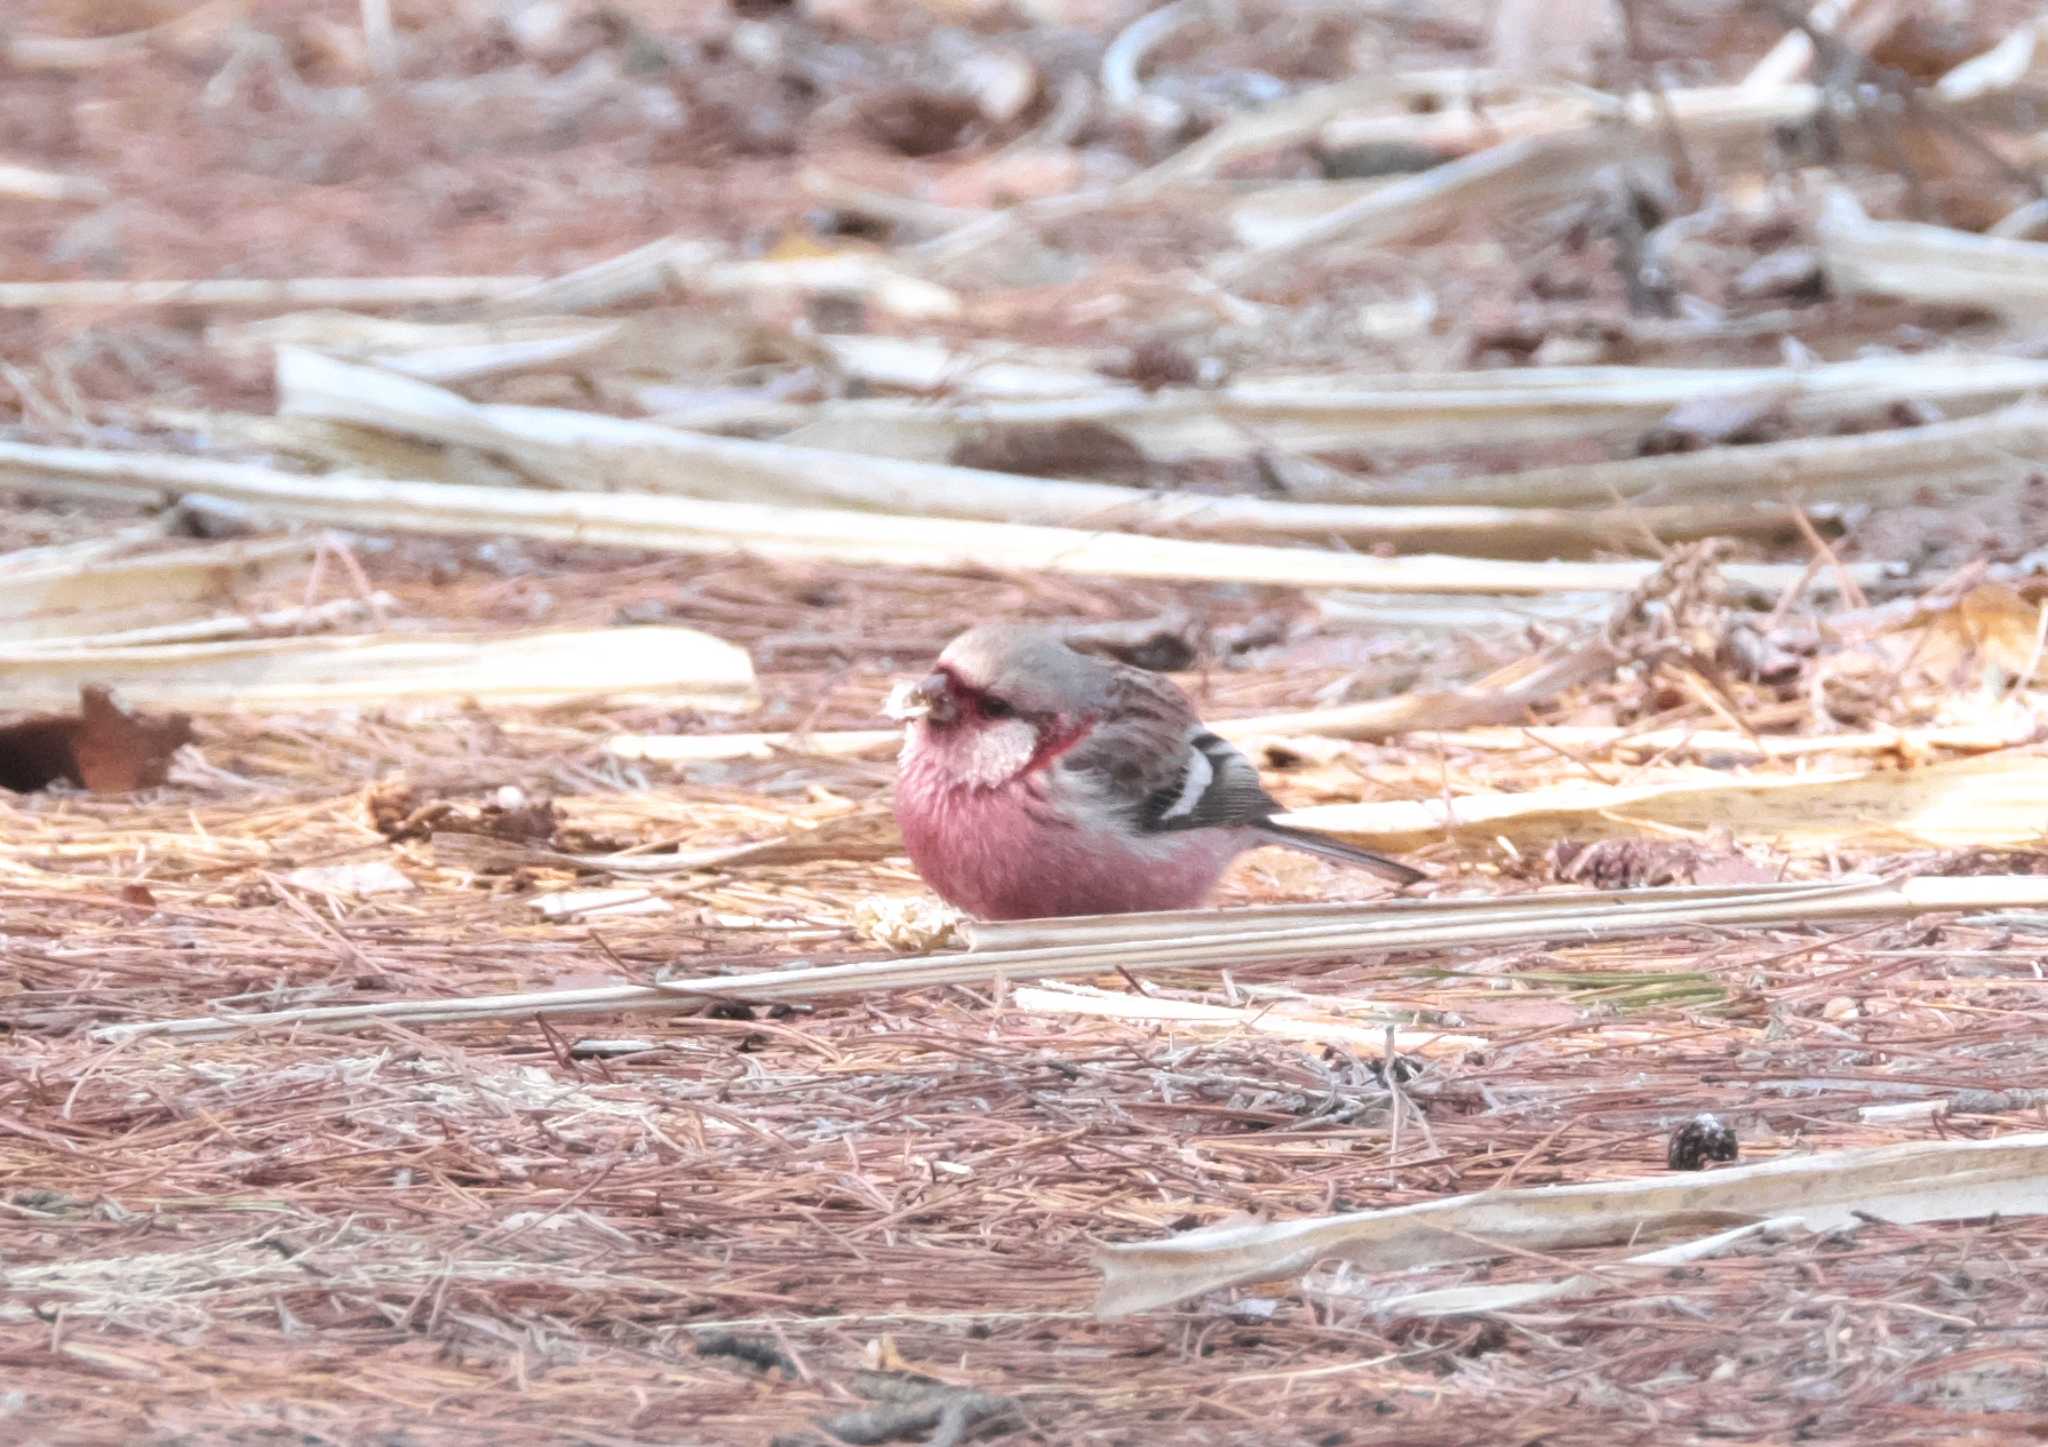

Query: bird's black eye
left=980, top=694, right=1015, bottom=719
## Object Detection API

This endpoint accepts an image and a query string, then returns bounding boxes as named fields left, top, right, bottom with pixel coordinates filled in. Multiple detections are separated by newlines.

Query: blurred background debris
left=4, top=0, right=2048, bottom=1440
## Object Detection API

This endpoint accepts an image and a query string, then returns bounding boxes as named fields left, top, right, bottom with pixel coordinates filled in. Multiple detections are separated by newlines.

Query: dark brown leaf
left=0, top=686, right=194, bottom=794
left=948, top=421, right=1150, bottom=483
left=858, top=88, right=981, bottom=157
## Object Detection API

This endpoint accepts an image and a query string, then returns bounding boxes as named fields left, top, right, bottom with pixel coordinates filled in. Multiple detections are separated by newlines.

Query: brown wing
left=1060, top=660, right=1424, bottom=885
left=1058, top=665, right=1277, bottom=834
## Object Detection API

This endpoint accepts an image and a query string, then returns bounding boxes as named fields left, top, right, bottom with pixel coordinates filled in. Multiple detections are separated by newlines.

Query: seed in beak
left=884, top=673, right=956, bottom=724
left=884, top=679, right=929, bottom=721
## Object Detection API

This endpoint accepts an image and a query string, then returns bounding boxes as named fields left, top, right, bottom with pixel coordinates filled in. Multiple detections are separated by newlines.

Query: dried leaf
left=0, top=627, right=759, bottom=714
left=369, top=781, right=561, bottom=845
left=946, top=421, right=1151, bottom=483
left=0, top=685, right=194, bottom=794
left=0, top=434, right=1860, bottom=596
left=1949, top=583, right=2048, bottom=679
left=1281, top=752, right=2048, bottom=853
left=1095, top=1134, right=2048, bottom=1317
left=1818, top=189, right=2048, bottom=318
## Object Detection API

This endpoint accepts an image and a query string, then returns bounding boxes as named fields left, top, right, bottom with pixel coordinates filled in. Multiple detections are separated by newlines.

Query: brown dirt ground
left=7, top=3, right=2048, bottom=1445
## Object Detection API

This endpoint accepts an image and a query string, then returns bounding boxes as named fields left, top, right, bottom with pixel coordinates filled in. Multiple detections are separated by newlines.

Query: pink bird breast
left=895, top=754, right=1246, bottom=920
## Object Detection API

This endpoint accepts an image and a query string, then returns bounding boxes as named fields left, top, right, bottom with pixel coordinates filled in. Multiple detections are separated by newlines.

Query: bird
left=886, top=623, right=1423, bottom=920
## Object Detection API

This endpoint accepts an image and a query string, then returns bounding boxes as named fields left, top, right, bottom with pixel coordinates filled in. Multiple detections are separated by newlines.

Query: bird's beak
left=884, top=672, right=956, bottom=725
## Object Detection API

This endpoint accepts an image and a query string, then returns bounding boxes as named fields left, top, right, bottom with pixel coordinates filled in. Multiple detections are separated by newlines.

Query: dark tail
left=1254, top=822, right=1425, bottom=886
